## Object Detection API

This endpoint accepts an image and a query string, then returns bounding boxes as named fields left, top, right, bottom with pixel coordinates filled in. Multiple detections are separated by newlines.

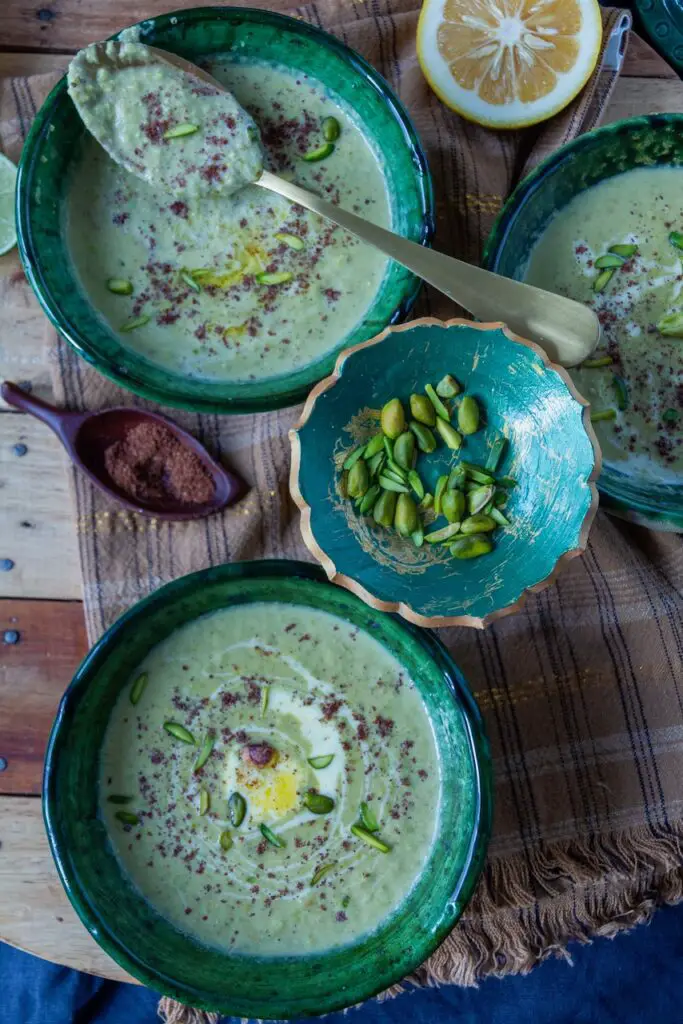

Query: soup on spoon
left=67, top=41, right=264, bottom=198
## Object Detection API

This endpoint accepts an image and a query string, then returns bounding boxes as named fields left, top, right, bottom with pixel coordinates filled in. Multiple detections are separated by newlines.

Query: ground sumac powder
left=104, top=421, right=215, bottom=505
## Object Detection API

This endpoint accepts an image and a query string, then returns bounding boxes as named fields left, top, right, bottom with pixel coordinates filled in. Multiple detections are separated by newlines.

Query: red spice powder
left=104, top=421, right=215, bottom=505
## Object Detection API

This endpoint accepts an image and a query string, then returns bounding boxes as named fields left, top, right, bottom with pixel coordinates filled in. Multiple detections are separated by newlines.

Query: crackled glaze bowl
left=16, top=6, right=433, bottom=414
left=483, top=114, right=683, bottom=531
left=43, top=560, right=492, bottom=1018
left=290, top=318, right=601, bottom=629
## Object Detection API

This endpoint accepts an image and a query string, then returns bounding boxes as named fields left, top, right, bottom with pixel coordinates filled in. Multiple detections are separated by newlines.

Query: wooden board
left=0, top=601, right=87, bottom=796
left=1, top=25, right=682, bottom=986
left=0, top=797, right=137, bottom=984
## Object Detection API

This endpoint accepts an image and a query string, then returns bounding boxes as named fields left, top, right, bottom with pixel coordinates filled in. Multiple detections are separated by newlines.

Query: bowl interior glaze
left=17, top=6, right=433, bottom=414
left=482, top=113, right=683, bottom=531
left=43, top=560, right=491, bottom=1019
left=291, top=319, right=599, bottom=629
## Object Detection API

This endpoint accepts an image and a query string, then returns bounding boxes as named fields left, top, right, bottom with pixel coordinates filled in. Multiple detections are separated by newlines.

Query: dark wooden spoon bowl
left=2, top=382, right=246, bottom=520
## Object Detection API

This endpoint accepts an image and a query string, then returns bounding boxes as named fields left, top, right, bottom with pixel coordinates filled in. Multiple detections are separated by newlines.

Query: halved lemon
left=417, top=0, right=602, bottom=129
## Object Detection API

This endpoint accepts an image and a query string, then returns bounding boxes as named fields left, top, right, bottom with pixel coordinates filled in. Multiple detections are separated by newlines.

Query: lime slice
left=0, top=153, right=18, bottom=257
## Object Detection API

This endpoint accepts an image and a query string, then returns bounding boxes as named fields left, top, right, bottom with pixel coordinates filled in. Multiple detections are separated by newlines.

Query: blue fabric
left=3, top=901, right=683, bottom=1023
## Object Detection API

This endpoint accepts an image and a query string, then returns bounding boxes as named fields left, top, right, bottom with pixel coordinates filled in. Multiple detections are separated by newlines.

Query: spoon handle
left=1, top=381, right=82, bottom=446
left=258, top=171, right=600, bottom=368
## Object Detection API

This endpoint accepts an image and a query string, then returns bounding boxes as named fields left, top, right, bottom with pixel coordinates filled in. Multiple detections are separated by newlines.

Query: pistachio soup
left=525, top=167, right=683, bottom=481
left=100, top=603, right=448, bottom=956
left=66, top=58, right=390, bottom=383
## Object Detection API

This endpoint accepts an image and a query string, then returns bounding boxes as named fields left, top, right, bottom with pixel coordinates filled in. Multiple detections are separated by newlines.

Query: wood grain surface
left=0, top=10, right=681, bottom=982
left=0, top=601, right=87, bottom=795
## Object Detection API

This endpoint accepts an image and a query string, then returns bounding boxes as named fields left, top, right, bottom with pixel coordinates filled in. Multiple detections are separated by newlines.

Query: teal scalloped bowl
left=42, top=560, right=492, bottom=1018
left=16, top=7, right=433, bottom=414
left=290, top=319, right=600, bottom=629
left=482, top=114, right=683, bottom=532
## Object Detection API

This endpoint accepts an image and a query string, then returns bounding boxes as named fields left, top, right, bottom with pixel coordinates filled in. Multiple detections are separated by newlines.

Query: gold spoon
left=69, top=43, right=600, bottom=367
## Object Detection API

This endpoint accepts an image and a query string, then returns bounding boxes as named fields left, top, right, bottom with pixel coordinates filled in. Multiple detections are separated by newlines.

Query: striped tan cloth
left=5, top=2, right=683, bottom=1019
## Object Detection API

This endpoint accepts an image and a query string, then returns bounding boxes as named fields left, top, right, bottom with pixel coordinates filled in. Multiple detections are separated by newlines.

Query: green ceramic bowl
left=16, top=7, right=433, bottom=414
left=43, top=560, right=491, bottom=1018
left=290, top=319, right=600, bottom=629
left=482, top=114, right=683, bottom=532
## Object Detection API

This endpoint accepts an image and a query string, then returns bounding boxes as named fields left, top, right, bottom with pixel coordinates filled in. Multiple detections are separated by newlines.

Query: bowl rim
left=289, top=317, right=602, bottom=630
left=42, top=559, right=493, bottom=1017
left=480, top=112, right=683, bottom=528
left=15, top=5, right=435, bottom=415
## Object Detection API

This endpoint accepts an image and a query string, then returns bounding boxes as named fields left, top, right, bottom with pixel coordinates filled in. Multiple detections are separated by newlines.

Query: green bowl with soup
left=483, top=113, right=683, bottom=532
left=43, top=561, right=492, bottom=1018
left=16, top=7, right=433, bottom=414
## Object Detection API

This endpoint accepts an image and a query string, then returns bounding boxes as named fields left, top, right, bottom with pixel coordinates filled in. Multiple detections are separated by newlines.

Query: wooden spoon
left=1, top=382, right=246, bottom=520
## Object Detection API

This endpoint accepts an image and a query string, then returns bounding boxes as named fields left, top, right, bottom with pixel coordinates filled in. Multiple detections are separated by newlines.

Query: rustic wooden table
left=1, top=0, right=682, bottom=986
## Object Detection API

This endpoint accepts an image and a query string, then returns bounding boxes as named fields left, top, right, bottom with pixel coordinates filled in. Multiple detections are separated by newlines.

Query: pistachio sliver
left=351, top=823, right=390, bottom=853
left=360, top=801, right=379, bottom=832
left=582, top=355, right=613, bottom=368
left=130, top=671, right=148, bottom=706
left=411, top=525, right=424, bottom=548
left=219, top=829, right=233, bottom=852
left=457, top=395, right=480, bottom=435
left=163, top=122, right=200, bottom=139
left=303, top=791, right=335, bottom=814
left=612, top=374, right=629, bottom=411
left=425, top=522, right=461, bottom=544
left=609, top=243, right=638, bottom=258
left=409, top=393, right=436, bottom=426
left=461, top=513, right=497, bottom=534
left=114, top=810, right=139, bottom=826
left=442, top=489, right=465, bottom=524
left=199, top=788, right=210, bottom=816
left=378, top=474, right=409, bottom=494
left=594, top=253, right=625, bottom=269
left=366, top=451, right=385, bottom=479
left=460, top=462, right=496, bottom=485
left=668, top=230, right=683, bottom=252
left=311, top=861, right=337, bottom=886
left=229, top=791, right=247, bottom=828
left=107, top=277, right=133, bottom=295
left=434, top=474, right=449, bottom=517
left=107, top=794, right=133, bottom=805
left=449, top=534, right=493, bottom=559
left=180, top=270, right=202, bottom=293
left=409, top=421, right=437, bottom=454
left=448, top=464, right=467, bottom=491
left=593, top=269, right=614, bottom=293
left=394, top=493, right=419, bottom=538
left=301, top=142, right=335, bottom=162
left=359, top=484, right=381, bottom=516
left=322, top=116, right=341, bottom=142
left=436, top=374, right=461, bottom=399
left=308, top=754, right=335, bottom=769
left=490, top=506, right=511, bottom=527
left=163, top=721, right=196, bottom=744
left=193, top=732, right=215, bottom=773
left=435, top=418, right=463, bottom=450
left=274, top=232, right=305, bottom=251
left=381, top=398, right=406, bottom=439
left=498, top=475, right=518, bottom=489
left=260, top=823, right=285, bottom=848
left=408, top=470, right=425, bottom=500
left=424, top=383, right=450, bottom=421
left=347, top=459, right=370, bottom=498
left=120, top=314, right=150, bottom=333
left=364, top=433, right=385, bottom=459
left=256, top=271, right=293, bottom=286
left=373, top=490, right=397, bottom=527
left=657, top=311, right=683, bottom=338
left=485, top=436, right=507, bottom=472
left=419, top=492, right=434, bottom=510
left=591, top=408, right=617, bottom=422
left=468, top=484, right=495, bottom=516
left=260, top=685, right=270, bottom=717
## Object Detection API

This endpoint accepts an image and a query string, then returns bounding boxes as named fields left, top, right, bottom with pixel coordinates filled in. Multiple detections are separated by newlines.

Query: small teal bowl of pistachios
left=289, top=317, right=601, bottom=629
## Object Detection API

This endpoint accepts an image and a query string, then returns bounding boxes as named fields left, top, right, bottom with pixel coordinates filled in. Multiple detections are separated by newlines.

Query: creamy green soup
left=100, top=603, right=442, bottom=956
left=525, top=167, right=683, bottom=481
left=67, top=42, right=264, bottom=198
left=66, top=60, right=390, bottom=383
